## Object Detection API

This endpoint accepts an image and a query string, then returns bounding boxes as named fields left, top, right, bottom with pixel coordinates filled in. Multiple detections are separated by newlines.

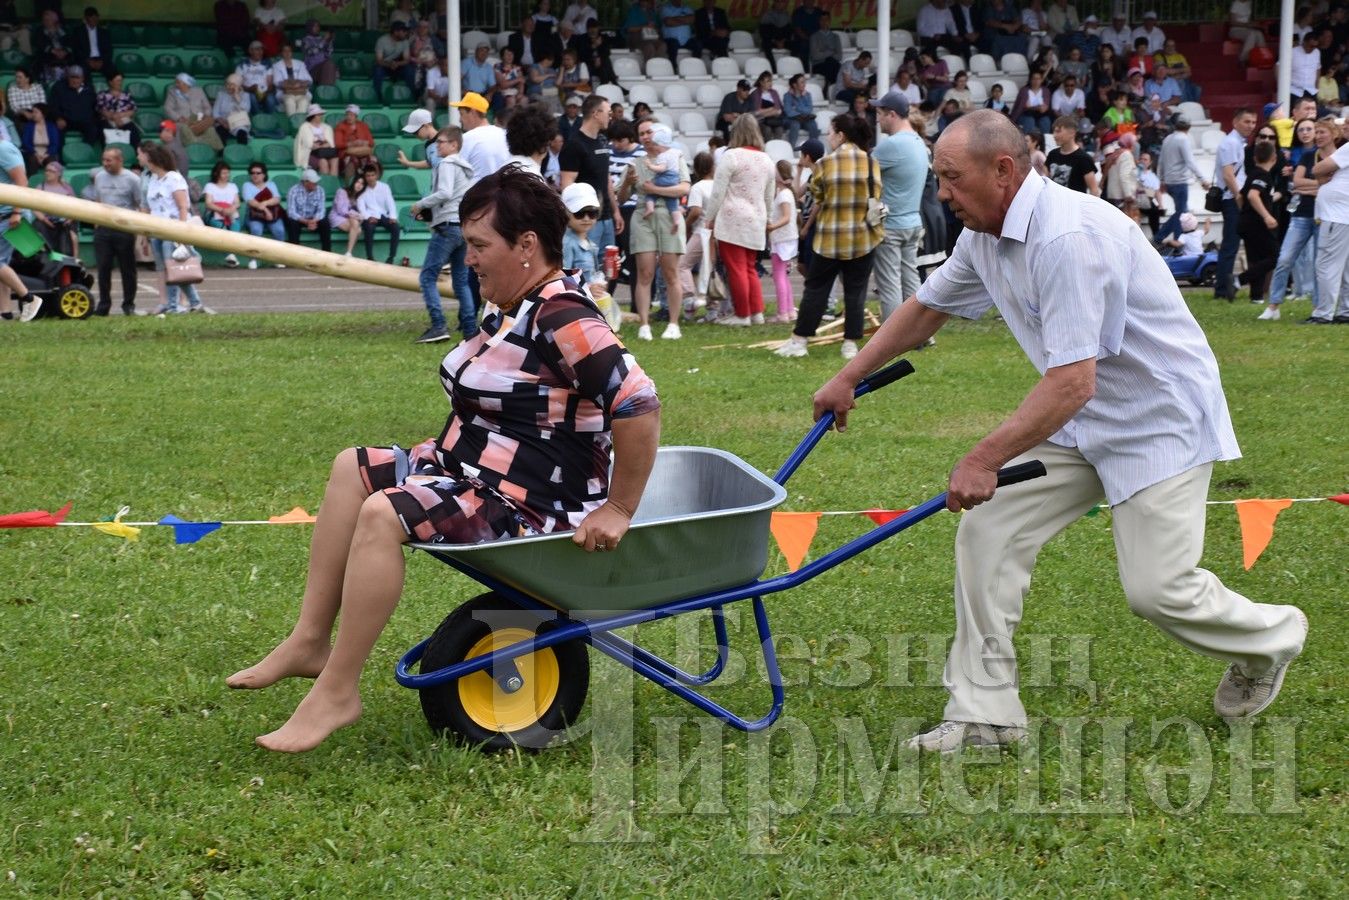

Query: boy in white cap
left=643, top=123, right=685, bottom=234
left=397, top=107, right=440, bottom=171
left=562, top=180, right=622, bottom=330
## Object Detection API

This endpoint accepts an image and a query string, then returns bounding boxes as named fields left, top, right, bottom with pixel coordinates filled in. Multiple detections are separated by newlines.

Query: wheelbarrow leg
left=587, top=596, right=785, bottom=732
left=588, top=605, right=731, bottom=687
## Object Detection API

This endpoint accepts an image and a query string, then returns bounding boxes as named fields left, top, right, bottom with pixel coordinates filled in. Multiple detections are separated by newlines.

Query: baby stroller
left=4, top=218, right=96, bottom=319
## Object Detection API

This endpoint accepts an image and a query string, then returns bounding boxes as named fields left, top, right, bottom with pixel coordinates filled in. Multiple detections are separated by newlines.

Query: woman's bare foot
left=255, top=683, right=363, bottom=753
left=226, top=636, right=331, bottom=689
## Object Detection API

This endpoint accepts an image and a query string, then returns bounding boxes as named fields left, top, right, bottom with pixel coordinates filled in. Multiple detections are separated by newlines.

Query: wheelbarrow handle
left=996, top=460, right=1047, bottom=487
left=854, top=359, right=915, bottom=398
left=773, top=360, right=917, bottom=485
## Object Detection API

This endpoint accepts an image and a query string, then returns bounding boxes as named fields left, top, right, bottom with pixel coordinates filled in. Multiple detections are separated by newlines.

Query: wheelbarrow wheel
left=418, top=592, right=589, bottom=751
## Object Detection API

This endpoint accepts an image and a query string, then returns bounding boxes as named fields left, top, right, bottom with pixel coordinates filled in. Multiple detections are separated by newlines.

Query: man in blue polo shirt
left=870, top=90, right=930, bottom=321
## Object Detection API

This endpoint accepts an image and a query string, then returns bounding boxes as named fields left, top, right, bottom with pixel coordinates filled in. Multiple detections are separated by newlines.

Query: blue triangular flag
left=158, top=514, right=223, bottom=544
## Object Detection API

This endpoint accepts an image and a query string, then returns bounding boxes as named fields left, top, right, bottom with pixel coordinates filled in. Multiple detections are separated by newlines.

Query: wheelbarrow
left=395, top=360, right=1046, bottom=750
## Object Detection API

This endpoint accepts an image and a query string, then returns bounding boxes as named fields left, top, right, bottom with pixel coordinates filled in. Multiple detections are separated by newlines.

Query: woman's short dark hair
left=459, top=164, right=566, bottom=267
left=831, top=113, right=873, bottom=151
left=32, top=102, right=50, bottom=118
left=252, top=161, right=270, bottom=176
left=506, top=102, right=558, bottom=158
left=142, top=142, right=177, bottom=172
left=209, top=160, right=232, bottom=183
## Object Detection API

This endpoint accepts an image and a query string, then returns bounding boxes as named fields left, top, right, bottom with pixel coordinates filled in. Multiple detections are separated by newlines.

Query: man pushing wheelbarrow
left=809, top=110, right=1308, bottom=754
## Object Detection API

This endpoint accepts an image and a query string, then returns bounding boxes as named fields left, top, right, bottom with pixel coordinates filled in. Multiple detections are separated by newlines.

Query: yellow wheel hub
left=458, top=628, right=560, bottom=733
left=60, top=288, right=92, bottom=318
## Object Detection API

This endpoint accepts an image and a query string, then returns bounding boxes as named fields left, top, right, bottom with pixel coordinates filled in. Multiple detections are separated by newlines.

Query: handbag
left=641, top=26, right=660, bottom=41
left=226, top=109, right=251, bottom=132
left=706, top=268, right=728, bottom=301
left=103, top=127, right=131, bottom=145
left=1204, top=185, right=1223, bottom=213
left=164, top=252, right=204, bottom=285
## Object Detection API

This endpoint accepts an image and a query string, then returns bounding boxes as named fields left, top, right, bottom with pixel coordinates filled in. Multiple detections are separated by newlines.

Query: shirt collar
left=999, top=172, right=1045, bottom=244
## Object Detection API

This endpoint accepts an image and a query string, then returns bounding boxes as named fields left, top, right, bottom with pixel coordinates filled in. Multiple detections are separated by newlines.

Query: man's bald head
left=938, top=109, right=1031, bottom=178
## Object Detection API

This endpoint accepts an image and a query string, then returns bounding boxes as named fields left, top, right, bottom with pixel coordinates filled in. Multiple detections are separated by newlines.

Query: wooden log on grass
left=0, top=183, right=455, bottom=297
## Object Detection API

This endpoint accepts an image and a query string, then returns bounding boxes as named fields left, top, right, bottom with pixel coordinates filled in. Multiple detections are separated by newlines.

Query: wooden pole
left=0, top=183, right=455, bottom=297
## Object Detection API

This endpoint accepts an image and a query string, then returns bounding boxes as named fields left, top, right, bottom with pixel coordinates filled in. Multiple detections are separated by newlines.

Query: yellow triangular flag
left=268, top=506, right=317, bottom=523
left=1234, top=499, right=1293, bottom=570
left=770, top=512, right=822, bottom=572
left=93, top=506, right=140, bottom=541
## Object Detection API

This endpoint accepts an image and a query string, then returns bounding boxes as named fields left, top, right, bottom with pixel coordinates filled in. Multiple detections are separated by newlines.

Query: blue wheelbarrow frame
left=395, top=360, right=1045, bottom=732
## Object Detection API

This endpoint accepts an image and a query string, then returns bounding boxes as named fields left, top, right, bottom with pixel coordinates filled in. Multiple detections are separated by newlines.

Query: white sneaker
left=18, top=294, right=43, bottom=322
left=1213, top=608, right=1307, bottom=718
left=750, top=312, right=765, bottom=325
left=907, top=720, right=1028, bottom=753
left=1256, top=305, right=1281, bottom=321
left=247, top=259, right=258, bottom=270
left=840, top=340, right=859, bottom=360
left=693, top=295, right=707, bottom=309
left=275, top=262, right=286, bottom=269
left=636, top=324, right=653, bottom=341
left=774, top=336, right=808, bottom=357
left=660, top=323, right=682, bottom=340
left=224, top=253, right=239, bottom=267
left=715, top=315, right=751, bottom=326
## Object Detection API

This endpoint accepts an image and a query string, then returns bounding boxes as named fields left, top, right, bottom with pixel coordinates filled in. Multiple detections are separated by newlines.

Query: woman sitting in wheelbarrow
left=228, top=165, right=662, bottom=753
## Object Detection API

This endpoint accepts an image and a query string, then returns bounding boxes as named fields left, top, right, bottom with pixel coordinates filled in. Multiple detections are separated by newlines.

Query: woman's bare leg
left=633, top=251, right=655, bottom=325
left=255, top=492, right=408, bottom=752
left=227, top=448, right=367, bottom=688
left=658, top=251, right=683, bottom=323
left=343, top=220, right=360, bottom=254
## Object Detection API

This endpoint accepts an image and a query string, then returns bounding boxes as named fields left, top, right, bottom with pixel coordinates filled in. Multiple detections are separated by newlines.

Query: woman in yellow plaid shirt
left=777, top=112, right=883, bottom=360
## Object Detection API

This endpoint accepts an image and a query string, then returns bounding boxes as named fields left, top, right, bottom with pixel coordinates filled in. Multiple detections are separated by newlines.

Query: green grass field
left=1, top=296, right=1344, bottom=896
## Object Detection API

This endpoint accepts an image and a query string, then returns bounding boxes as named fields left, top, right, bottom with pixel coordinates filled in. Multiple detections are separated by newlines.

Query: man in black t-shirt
left=1046, top=116, right=1099, bottom=195
left=559, top=94, right=623, bottom=252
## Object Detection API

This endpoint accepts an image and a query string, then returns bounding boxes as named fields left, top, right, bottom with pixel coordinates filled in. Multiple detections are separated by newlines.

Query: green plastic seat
left=347, top=84, right=379, bottom=106
left=363, top=112, right=393, bottom=138
left=251, top=113, right=287, bottom=139
left=128, top=82, right=157, bottom=105
left=314, top=84, right=343, bottom=105
left=191, top=54, right=227, bottom=79
left=135, top=110, right=163, bottom=134
left=69, top=172, right=91, bottom=198
left=318, top=174, right=341, bottom=197
left=114, top=51, right=149, bottom=77
left=387, top=173, right=419, bottom=201
left=222, top=144, right=256, bottom=169
left=337, top=56, right=367, bottom=79
left=386, top=83, right=415, bottom=107
left=261, top=143, right=294, bottom=167
left=186, top=143, right=218, bottom=167
left=273, top=173, right=299, bottom=196
left=373, top=143, right=400, bottom=167
left=203, top=83, right=221, bottom=102
left=63, top=144, right=100, bottom=166
left=153, top=52, right=185, bottom=78
left=107, top=143, right=135, bottom=164
left=182, top=25, right=216, bottom=49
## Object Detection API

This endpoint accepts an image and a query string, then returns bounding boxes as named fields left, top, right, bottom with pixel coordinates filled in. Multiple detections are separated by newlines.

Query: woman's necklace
left=497, top=267, right=562, bottom=315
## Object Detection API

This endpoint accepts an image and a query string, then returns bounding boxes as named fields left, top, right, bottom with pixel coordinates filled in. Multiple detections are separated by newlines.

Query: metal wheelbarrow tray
left=394, top=361, right=1047, bottom=750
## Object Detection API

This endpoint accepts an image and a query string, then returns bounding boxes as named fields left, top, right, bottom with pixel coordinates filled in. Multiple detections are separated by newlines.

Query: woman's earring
left=522, top=260, right=530, bottom=268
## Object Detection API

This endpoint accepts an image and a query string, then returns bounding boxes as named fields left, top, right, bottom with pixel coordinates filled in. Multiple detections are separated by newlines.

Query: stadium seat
left=374, top=144, right=401, bottom=167
left=695, top=83, right=724, bottom=108
left=223, top=144, right=255, bottom=169
left=338, top=57, right=367, bottom=79
left=461, top=30, right=491, bottom=53
left=993, top=77, right=1019, bottom=99
left=747, top=57, right=777, bottom=82
left=386, top=83, right=416, bottom=107
left=388, top=173, right=419, bottom=201
left=186, top=143, right=217, bottom=168
left=1178, top=101, right=1211, bottom=126
left=1199, top=130, right=1224, bottom=151
left=645, top=57, right=677, bottom=80
left=114, top=51, right=149, bottom=77
left=805, top=82, right=826, bottom=106
left=594, top=83, right=624, bottom=104
left=319, top=174, right=341, bottom=197
left=182, top=25, right=215, bottom=49
left=251, top=113, right=287, bottom=139
left=942, top=55, right=966, bottom=74
left=141, top=25, right=177, bottom=49
left=191, top=53, right=227, bottom=79
left=69, top=172, right=90, bottom=198
left=1000, top=53, right=1029, bottom=77
left=855, top=29, right=880, bottom=51
left=63, top=143, right=99, bottom=166
left=969, top=53, right=998, bottom=76
left=890, top=30, right=916, bottom=51
left=777, top=56, right=805, bottom=79
left=108, top=23, right=139, bottom=46
left=967, top=77, right=989, bottom=103
left=107, top=143, right=135, bottom=164
left=261, top=143, right=294, bottom=167
left=364, top=112, right=394, bottom=137
left=348, top=84, right=380, bottom=106
left=678, top=111, right=712, bottom=140
left=650, top=109, right=675, bottom=127
left=728, top=31, right=755, bottom=54
left=315, top=84, right=343, bottom=105
left=710, top=57, right=740, bottom=79
left=613, top=56, right=641, bottom=81
left=663, top=84, right=695, bottom=108
left=135, top=110, right=163, bottom=134
left=153, top=52, right=185, bottom=78
left=678, top=57, right=709, bottom=79
left=204, top=84, right=221, bottom=102
left=273, top=173, right=299, bottom=195
left=765, top=139, right=794, bottom=163
left=627, top=84, right=659, bottom=109
left=128, top=82, right=157, bottom=105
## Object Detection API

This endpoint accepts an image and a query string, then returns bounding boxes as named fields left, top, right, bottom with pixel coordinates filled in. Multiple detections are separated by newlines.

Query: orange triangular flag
left=770, top=512, right=822, bottom=572
left=863, top=508, right=909, bottom=525
left=1234, top=499, right=1293, bottom=570
left=268, top=506, right=317, bottom=523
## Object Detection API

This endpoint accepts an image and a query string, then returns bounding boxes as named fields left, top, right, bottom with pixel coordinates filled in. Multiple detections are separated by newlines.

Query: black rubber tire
left=418, top=592, right=589, bottom=751
left=1198, top=264, right=1216, bottom=287
left=58, top=286, right=93, bottom=319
